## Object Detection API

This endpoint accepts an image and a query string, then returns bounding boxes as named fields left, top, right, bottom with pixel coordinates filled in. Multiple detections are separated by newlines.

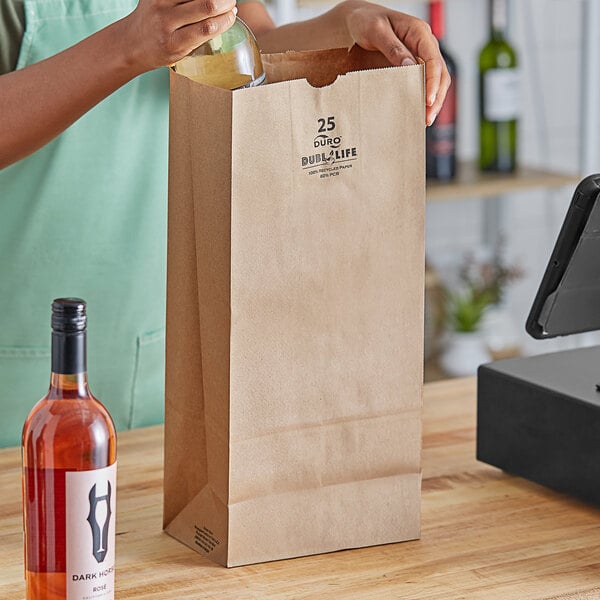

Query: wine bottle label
left=66, top=462, right=117, bottom=600
left=483, top=68, right=520, bottom=121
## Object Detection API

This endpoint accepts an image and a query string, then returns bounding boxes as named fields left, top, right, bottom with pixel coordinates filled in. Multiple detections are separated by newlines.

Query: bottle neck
left=429, top=1, right=445, bottom=41
left=490, top=0, right=508, bottom=39
left=49, top=331, right=89, bottom=398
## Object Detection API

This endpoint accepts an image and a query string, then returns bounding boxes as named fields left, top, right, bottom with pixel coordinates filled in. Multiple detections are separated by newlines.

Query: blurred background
left=265, top=0, right=599, bottom=379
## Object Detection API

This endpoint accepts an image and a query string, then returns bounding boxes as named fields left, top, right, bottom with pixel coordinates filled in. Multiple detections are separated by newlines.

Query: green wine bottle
left=479, top=0, right=519, bottom=172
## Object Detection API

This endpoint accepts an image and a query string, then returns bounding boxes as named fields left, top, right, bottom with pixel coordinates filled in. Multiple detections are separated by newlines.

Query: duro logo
left=86, top=481, right=113, bottom=563
left=301, top=116, right=358, bottom=171
left=313, top=133, right=342, bottom=149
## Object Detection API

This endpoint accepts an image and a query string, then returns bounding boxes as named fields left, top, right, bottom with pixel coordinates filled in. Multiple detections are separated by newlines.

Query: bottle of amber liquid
left=22, top=299, right=117, bottom=600
left=173, top=17, right=265, bottom=90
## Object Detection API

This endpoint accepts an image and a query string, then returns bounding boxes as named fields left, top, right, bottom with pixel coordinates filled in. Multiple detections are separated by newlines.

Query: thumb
left=374, top=35, right=417, bottom=66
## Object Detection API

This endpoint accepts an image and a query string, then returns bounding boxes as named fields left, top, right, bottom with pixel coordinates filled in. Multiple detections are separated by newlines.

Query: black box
left=477, top=345, right=600, bottom=504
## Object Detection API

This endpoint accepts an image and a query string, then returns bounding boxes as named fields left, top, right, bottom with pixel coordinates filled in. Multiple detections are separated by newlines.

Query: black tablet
left=526, top=174, right=600, bottom=339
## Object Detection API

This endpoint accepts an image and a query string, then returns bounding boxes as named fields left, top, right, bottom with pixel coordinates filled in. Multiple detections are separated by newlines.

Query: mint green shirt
left=0, top=0, right=170, bottom=447
left=0, top=0, right=265, bottom=448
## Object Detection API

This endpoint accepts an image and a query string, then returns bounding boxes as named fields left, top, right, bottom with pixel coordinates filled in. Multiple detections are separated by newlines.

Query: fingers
left=376, top=20, right=451, bottom=126
left=425, top=59, right=451, bottom=125
left=172, top=6, right=237, bottom=55
left=363, top=20, right=417, bottom=67
left=127, top=0, right=238, bottom=69
left=390, top=16, right=451, bottom=125
left=345, top=6, right=452, bottom=127
left=170, top=0, right=236, bottom=30
left=379, top=41, right=417, bottom=67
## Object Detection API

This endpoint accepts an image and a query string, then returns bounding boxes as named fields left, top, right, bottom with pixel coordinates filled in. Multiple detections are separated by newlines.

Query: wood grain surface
left=2, top=377, right=600, bottom=599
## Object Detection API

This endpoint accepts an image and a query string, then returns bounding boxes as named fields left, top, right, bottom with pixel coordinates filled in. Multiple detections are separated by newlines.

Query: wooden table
left=3, top=378, right=600, bottom=599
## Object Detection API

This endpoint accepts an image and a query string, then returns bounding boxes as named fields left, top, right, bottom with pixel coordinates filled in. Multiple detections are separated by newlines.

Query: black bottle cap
left=52, top=298, right=87, bottom=333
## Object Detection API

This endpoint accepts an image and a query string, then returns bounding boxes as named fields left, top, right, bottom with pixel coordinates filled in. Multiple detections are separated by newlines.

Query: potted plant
left=439, top=247, right=524, bottom=377
left=439, top=286, right=494, bottom=377
left=464, top=250, right=525, bottom=360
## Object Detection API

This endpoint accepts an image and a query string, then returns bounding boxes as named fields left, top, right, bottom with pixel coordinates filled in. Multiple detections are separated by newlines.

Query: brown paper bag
left=163, top=47, right=425, bottom=567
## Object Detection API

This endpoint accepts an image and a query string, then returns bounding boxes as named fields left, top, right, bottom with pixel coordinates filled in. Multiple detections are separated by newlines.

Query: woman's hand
left=244, top=0, right=450, bottom=127
left=118, top=0, right=239, bottom=72
left=340, top=0, right=450, bottom=126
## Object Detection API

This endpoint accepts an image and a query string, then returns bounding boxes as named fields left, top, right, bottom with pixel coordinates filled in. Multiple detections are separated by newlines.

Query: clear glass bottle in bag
left=173, top=18, right=265, bottom=90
